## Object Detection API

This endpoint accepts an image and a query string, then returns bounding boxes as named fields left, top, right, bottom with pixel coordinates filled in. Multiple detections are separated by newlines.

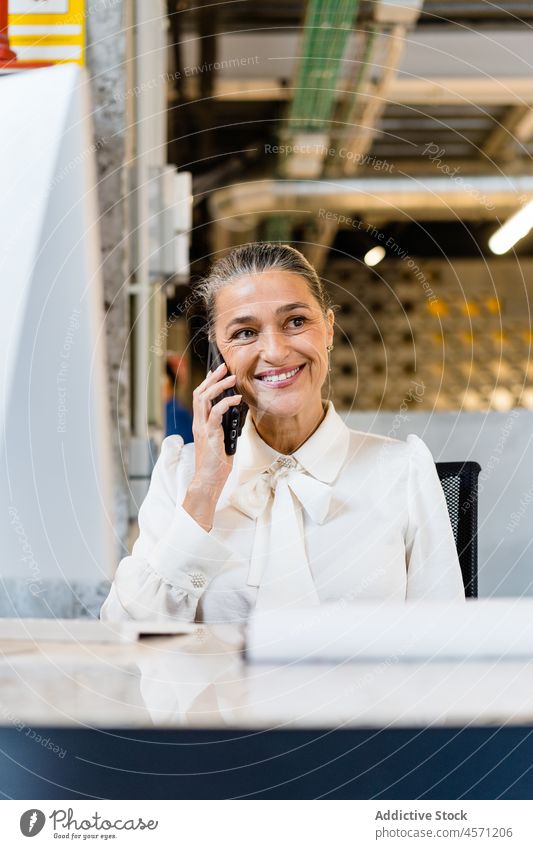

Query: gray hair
left=195, top=242, right=335, bottom=341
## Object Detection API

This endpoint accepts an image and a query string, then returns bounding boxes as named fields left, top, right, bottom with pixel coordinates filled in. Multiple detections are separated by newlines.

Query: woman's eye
left=232, top=328, right=256, bottom=340
left=288, top=316, right=306, bottom=329
left=231, top=317, right=306, bottom=340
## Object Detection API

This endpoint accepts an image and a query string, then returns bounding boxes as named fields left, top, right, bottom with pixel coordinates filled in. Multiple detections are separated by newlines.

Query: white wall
left=344, top=409, right=533, bottom=598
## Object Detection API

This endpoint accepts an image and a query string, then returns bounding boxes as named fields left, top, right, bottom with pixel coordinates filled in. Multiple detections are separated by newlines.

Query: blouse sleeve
left=100, top=435, right=242, bottom=622
left=404, top=434, right=466, bottom=601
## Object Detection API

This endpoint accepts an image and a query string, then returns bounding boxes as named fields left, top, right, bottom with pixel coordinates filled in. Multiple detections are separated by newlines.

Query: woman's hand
left=182, top=362, right=242, bottom=531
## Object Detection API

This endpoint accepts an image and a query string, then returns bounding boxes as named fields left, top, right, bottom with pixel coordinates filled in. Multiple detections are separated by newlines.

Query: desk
left=1, top=626, right=533, bottom=799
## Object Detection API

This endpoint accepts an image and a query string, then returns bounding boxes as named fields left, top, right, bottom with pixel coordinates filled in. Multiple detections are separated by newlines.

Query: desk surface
left=1, top=625, right=533, bottom=730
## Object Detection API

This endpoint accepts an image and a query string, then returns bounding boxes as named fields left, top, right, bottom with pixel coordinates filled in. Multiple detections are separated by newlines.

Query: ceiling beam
left=209, top=176, right=533, bottom=240
left=308, top=22, right=420, bottom=271
left=175, top=77, right=533, bottom=106
left=482, top=104, right=533, bottom=159
left=335, top=26, right=408, bottom=176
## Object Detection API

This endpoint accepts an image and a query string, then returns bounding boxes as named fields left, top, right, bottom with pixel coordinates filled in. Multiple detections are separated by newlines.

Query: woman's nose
left=258, top=327, right=291, bottom=364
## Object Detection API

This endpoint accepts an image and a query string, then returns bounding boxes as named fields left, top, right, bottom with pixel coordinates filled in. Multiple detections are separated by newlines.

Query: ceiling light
left=364, top=246, right=386, bottom=267
left=488, top=200, right=533, bottom=255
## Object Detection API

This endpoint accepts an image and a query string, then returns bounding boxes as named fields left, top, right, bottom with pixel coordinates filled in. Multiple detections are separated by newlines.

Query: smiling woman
left=101, top=243, right=465, bottom=625
left=211, top=271, right=334, bottom=455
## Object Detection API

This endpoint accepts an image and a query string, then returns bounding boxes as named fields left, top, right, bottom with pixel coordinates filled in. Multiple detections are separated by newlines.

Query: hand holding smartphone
left=182, top=348, right=247, bottom=531
left=206, top=342, right=248, bottom=455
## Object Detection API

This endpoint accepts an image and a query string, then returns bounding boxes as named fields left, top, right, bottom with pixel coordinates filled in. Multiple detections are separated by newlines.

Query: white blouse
left=100, top=401, right=465, bottom=624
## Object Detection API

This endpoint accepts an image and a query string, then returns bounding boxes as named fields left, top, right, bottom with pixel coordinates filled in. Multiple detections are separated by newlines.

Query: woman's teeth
left=258, top=366, right=301, bottom=384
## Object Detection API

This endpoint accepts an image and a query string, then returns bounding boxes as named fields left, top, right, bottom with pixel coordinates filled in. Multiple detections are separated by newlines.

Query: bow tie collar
left=229, top=455, right=332, bottom=525
left=228, top=455, right=327, bottom=605
left=224, top=402, right=350, bottom=608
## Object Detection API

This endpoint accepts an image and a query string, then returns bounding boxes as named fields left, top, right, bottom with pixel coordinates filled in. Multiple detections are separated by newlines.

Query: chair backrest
left=436, top=461, right=481, bottom=599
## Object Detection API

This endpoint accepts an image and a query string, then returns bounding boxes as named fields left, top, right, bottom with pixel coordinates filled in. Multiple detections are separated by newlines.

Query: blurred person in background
left=165, top=352, right=193, bottom=443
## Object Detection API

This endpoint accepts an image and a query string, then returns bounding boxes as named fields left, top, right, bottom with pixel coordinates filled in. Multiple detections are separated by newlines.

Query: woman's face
left=214, top=271, right=334, bottom=418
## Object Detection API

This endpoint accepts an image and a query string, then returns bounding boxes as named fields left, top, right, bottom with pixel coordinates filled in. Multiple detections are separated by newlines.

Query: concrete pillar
left=86, top=2, right=130, bottom=557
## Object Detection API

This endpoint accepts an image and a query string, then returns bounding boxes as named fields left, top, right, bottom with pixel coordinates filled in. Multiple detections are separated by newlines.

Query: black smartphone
left=206, top=342, right=248, bottom=455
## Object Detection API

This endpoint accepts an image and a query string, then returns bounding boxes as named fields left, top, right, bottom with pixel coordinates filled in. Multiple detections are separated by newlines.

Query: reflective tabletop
left=1, top=624, right=533, bottom=730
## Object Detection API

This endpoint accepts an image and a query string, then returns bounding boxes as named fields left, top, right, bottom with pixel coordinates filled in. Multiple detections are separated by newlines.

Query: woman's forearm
left=182, top=479, right=221, bottom=532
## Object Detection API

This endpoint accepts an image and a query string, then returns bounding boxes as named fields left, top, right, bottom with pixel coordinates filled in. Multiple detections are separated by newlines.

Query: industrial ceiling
left=164, top=0, right=533, bottom=268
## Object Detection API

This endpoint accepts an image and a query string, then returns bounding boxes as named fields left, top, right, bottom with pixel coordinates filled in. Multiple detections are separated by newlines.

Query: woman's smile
left=254, top=363, right=306, bottom=388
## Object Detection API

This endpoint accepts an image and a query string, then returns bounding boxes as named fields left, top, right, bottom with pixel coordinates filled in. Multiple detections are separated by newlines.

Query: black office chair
left=436, top=462, right=481, bottom=599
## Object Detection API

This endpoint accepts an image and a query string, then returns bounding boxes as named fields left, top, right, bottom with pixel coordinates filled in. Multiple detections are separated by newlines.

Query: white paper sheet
left=245, top=599, right=533, bottom=663
left=0, top=618, right=201, bottom=643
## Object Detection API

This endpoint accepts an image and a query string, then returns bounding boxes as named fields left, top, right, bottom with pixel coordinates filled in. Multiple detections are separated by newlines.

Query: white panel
left=0, top=66, right=115, bottom=585
left=9, top=0, right=69, bottom=12
left=14, top=45, right=82, bottom=59
left=175, top=171, right=192, bottom=232
left=10, top=24, right=82, bottom=35
left=344, top=409, right=533, bottom=599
